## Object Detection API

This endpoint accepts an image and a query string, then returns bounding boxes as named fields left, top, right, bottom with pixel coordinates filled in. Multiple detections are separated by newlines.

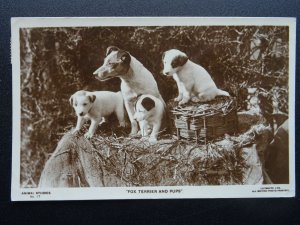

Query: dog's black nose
left=79, top=112, right=84, bottom=116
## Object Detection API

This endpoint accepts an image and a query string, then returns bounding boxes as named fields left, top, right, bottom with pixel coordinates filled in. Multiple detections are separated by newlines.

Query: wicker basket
left=171, top=96, right=238, bottom=144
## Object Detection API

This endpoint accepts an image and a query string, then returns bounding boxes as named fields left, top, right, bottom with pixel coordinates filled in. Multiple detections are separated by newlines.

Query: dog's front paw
left=191, top=96, right=201, bottom=103
left=178, top=99, right=189, bottom=105
left=148, top=137, right=158, bottom=145
left=140, top=136, right=148, bottom=142
left=129, top=131, right=140, bottom=138
left=174, top=95, right=183, bottom=102
left=129, top=123, right=139, bottom=137
left=84, top=132, right=93, bottom=139
left=119, top=121, right=126, bottom=127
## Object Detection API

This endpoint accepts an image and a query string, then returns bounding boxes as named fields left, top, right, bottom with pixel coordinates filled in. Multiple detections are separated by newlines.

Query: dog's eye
left=83, top=103, right=87, bottom=106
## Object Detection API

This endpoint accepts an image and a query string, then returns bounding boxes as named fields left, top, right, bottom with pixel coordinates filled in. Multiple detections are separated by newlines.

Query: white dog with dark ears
left=133, top=94, right=165, bottom=144
left=162, top=49, right=230, bottom=105
left=93, top=46, right=166, bottom=136
left=69, top=90, right=125, bottom=139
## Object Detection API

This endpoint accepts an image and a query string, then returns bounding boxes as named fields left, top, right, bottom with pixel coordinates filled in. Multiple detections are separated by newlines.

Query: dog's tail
left=217, top=89, right=230, bottom=97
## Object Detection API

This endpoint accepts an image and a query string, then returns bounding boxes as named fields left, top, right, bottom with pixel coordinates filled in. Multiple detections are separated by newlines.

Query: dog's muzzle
left=93, top=68, right=113, bottom=81
left=93, top=67, right=102, bottom=75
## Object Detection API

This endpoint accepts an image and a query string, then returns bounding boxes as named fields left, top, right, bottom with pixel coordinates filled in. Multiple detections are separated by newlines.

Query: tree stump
left=39, top=132, right=124, bottom=187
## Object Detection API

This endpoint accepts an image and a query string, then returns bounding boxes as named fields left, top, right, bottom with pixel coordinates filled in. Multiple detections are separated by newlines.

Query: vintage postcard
left=11, top=17, right=296, bottom=200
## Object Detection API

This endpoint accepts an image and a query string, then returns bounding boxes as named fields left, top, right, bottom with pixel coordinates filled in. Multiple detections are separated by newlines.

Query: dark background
left=0, top=0, right=299, bottom=225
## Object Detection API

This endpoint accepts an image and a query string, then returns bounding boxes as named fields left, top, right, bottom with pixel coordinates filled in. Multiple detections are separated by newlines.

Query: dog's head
left=93, top=46, right=131, bottom=81
left=133, top=95, right=156, bottom=121
left=162, top=49, right=188, bottom=76
left=69, top=91, right=96, bottom=117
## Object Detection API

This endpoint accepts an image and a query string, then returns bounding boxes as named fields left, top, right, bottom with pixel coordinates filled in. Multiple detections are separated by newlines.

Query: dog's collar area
left=119, top=67, right=134, bottom=81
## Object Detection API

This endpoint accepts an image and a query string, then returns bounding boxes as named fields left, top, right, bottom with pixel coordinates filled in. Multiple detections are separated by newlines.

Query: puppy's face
left=69, top=91, right=96, bottom=117
left=93, top=46, right=131, bottom=81
left=133, top=97, right=156, bottom=121
left=162, top=49, right=188, bottom=76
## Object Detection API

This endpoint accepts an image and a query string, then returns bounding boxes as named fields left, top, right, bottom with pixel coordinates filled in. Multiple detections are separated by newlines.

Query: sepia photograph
left=11, top=17, right=296, bottom=200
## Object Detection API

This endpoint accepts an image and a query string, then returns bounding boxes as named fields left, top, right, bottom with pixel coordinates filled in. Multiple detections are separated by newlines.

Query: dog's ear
left=88, top=95, right=96, bottom=103
left=171, top=55, right=188, bottom=68
left=141, top=97, right=155, bottom=111
left=69, top=95, right=74, bottom=106
left=106, top=46, right=120, bottom=56
left=119, top=51, right=131, bottom=65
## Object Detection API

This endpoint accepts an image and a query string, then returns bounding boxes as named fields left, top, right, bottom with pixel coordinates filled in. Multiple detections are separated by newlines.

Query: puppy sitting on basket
left=162, top=49, right=230, bottom=105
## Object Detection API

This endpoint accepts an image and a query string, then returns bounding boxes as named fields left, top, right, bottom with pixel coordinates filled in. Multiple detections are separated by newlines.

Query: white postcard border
left=11, top=17, right=296, bottom=201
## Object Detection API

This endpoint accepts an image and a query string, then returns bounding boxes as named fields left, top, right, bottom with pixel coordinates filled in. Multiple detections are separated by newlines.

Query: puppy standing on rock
left=69, top=90, right=125, bottom=139
left=162, top=49, right=229, bottom=105
left=133, top=94, right=166, bottom=144
left=93, top=46, right=166, bottom=136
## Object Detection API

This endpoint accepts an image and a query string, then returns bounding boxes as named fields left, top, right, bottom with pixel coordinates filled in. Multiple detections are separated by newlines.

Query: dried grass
left=70, top=121, right=260, bottom=186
